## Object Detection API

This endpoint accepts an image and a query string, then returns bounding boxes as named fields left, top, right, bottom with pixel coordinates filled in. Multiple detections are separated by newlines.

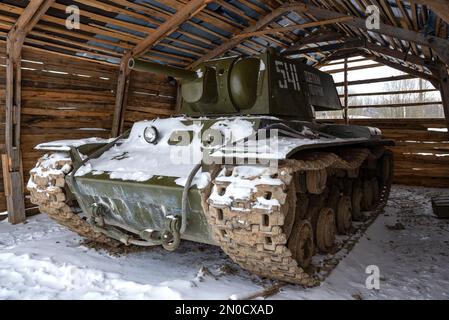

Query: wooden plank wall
left=343, top=118, right=449, bottom=188
left=0, top=44, right=5, bottom=210
left=0, top=46, right=176, bottom=212
left=122, top=70, right=177, bottom=129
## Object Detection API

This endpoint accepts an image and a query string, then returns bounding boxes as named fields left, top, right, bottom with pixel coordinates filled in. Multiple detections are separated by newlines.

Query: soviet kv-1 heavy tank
left=28, top=49, right=393, bottom=286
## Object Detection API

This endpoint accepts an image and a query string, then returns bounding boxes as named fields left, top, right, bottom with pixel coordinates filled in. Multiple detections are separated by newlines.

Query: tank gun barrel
left=128, top=59, right=197, bottom=80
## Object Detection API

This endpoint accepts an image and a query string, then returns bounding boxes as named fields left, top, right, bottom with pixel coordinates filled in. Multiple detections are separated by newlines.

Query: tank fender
left=320, top=124, right=383, bottom=139
left=34, top=138, right=113, bottom=154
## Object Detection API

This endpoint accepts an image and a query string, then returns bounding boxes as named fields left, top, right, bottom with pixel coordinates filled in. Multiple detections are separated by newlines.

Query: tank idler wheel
left=362, top=180, right=374, bottom=211
left=316, top=208, right=336, bottom=253
left=289, top=220, right=314, bottom=268
left=306, top=169, right=327, bottom=194
left=352, top=180, right=363, bottom=221
left=336, top=196, right=352, bottom=234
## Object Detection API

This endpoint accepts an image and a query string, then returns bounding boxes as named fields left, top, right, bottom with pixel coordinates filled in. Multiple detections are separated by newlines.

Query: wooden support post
left=4, top=0, right=55, bottom=224
left=4, top=35, right=25, bottom=224
left=343, top=58, right=349, bottom=124
left=111, top=0, right=211, bottom=136
left=437, top=64, right=449, bottom=129
left=112, top=57, right=131, bottom=137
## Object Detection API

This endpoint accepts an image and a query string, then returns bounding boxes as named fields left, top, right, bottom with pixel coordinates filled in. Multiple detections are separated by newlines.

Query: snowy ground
left=0, top=185, right=448, bottom=300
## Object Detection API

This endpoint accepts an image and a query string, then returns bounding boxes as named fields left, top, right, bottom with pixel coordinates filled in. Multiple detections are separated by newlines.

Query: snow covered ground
left=0, top=185, right=448, bottom=300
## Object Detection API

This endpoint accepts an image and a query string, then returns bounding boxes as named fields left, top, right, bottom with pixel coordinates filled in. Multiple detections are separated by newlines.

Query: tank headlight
left=144, top=126, right=158, bottom=144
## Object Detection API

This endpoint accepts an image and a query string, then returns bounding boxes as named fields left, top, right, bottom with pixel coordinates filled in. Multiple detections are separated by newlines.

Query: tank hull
left=69, top=173, right=216, bottom=245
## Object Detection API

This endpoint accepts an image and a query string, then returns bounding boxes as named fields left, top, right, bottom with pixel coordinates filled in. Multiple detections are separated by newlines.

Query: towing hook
left=90, top=203, right=108, bottom=227
left=161, top=216, right=181, bottom=251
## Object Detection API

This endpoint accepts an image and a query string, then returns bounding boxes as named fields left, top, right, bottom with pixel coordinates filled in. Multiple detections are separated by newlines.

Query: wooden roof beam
left=9, top=0, right=55, bottom=36
left=112, top=0, right=210, bottom=137
left=286, top=38, right=364, bottom=55
left=363, top=42, right=428, bottom=68
left=415, top=0, right=449, bottom=25
left=285, top=31, right=345, bottom=53
left=124, top=0, right=211, bottom=61
left=359, top=51, right=439, bottom=87
left=291, top=37, right=430, bottom=70
left=233, top=16, right=353, bottom=40
left=189, top=2, right=309, bottom=69
left=315, top=49, right=363, bottom=67
left=300, top=2, right=449, bottom=66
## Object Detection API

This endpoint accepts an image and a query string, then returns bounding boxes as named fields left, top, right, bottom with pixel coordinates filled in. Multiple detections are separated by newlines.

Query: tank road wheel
left=205, top=166, right=319, bottom=286
left=204, top=148, right=391, bottom=285
left=362, top=180, right=374, bottom=211
left=306, top=169, right=327, bottom=194
left=27, top=153, right=119, bottom=247
left=287, top=183, right=314, bottom=268
left=288, top=220, right=314, bottom=268
left=351, top=180, right=363, bottom=221
left=336, top=196, right=352, bottom=234
left=315, top=208, right=336, bottom=253
left=371, top=178, right=380, bottom=203
left=327, top=185, right=340, bottom=215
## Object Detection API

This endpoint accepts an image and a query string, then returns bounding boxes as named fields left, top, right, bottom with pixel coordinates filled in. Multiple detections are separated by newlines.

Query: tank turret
left=129, top=49, right=342, bottom=120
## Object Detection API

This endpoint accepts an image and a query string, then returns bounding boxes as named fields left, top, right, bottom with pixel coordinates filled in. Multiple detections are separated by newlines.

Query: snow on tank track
left=204, top=147, right=393, bottom=286
left=27, top=153, right=119, bottom=247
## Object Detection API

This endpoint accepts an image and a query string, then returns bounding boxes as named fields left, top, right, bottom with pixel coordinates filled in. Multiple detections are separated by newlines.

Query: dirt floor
left=0, top=185, right=448, bottom=300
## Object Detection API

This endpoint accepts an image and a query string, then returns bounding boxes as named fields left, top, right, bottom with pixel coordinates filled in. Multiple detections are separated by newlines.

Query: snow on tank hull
left=30, top=116, right=391, bottom=246
left=28, top=116, right=393, bottom=285
left=27, top=49, right=395, bottom=285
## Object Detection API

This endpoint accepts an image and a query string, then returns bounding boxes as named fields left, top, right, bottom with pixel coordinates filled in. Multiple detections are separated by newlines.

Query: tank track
left=27, top=153, right=119, bottom=247
left=204, top=147, right=393, bottom=286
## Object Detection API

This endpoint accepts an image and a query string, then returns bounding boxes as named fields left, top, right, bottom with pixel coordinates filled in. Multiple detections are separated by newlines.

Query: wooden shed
left=1, top=0, right=448, bottom=224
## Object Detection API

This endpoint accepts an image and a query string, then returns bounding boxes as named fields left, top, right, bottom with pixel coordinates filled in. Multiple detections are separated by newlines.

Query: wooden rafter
left=285, top=31, right=344, bottom=53
left=315, top=49, right=362, bottom=67
left=189, top=2, right=309, bottom=69
left=292, top=36, right=431, bottom=71
left=358, top=51, right=439, bottom=88
left=302, top=3, right=449, bottom=66
left=4, top=0, right=55, bottom=224
left=415, top=0, right=449, bottom=25
left=234, top=16, right=352, bottom=40
left=286, top=38, right=363, bottom=55
left=111, top=0, right=211, bottom=137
